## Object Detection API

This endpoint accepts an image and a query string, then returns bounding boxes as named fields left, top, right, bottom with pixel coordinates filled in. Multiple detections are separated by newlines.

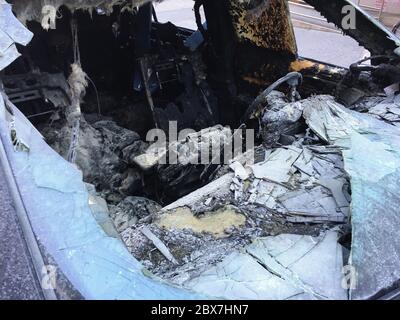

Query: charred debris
left=1, top=0, right=400, bottom=299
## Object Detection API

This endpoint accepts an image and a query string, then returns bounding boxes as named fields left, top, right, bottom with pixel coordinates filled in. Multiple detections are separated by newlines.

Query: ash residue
left=120, top=195, right=332, bottom=286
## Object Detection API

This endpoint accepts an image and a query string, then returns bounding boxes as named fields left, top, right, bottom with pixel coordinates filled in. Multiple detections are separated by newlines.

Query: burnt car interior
left=1, top=0, right=400, bottom=300
left=3, top=0, right=399, bottom=199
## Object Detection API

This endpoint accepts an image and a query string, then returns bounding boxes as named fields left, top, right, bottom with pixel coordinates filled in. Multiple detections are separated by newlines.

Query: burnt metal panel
left=228, top=0, right=297, bottom=55
left=304, top=0, right=399, bottom=56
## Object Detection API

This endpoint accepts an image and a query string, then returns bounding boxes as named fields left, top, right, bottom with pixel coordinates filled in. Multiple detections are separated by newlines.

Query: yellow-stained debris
left=156, top=206, right=246, bottom=238
left=290, top=60, right=317, bottom=72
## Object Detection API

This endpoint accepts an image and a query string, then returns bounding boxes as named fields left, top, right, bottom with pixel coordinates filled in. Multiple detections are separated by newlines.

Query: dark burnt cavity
left=1, top=5, right=225, bottom=205
left=5, top=5, right=220, bottom=136
left=0, top=4, right=273, bottom=205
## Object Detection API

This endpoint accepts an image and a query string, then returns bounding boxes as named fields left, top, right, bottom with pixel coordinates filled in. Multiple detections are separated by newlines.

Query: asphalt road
left=0, top=165, right=43, bottom=300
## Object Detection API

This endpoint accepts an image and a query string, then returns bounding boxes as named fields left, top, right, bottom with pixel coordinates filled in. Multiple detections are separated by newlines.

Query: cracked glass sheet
left=250, top=147, right=301, bottom=184
left=0, top=44, right=21, bottom=71
left=0, top=28, right=13, bottom=52
left=0, top=1, right=33, bottom=70
left=369, top=100, right=400, bottom=125
left=0, top=98, right=202, bottom=299
left=185, top=230, right=347, bottom=300
left=247, top=180, right=288, bottom=209
left=278, top=186, right=344, bottom=223
left=303, top=95, right=400, bottom=299
left=353, top=94, right=400, bottom=127
left=247, top=146, right=349, bottom=223
left=87, top=188, right=120, bottom=239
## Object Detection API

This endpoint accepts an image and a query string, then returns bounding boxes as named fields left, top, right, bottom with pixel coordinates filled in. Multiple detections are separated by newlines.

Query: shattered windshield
left=1, top=0, right=400, bottom=303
